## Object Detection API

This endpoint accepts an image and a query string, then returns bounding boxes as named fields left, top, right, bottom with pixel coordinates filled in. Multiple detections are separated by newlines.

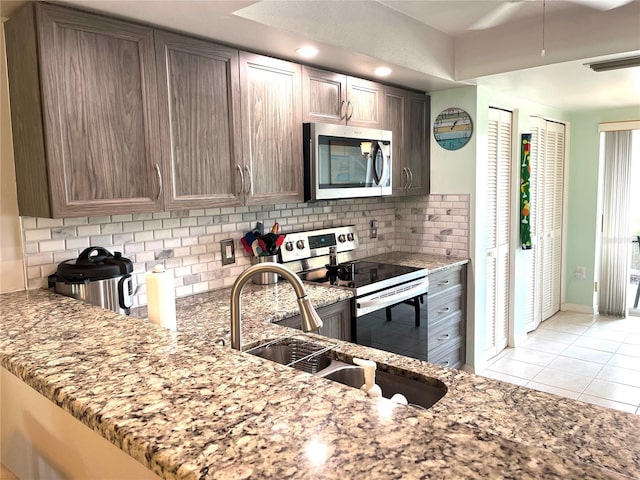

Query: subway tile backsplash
left=21, top=194, right=468, bottom=307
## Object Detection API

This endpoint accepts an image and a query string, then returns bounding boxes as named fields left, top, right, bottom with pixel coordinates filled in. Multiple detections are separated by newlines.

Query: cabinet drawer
left=429, top=340, right=465, bottom=369
left=428, top=266, right=463, bottom=297
left=428, top=287, right=463, bottom=322
left=428, top=311, right=464, bottom=352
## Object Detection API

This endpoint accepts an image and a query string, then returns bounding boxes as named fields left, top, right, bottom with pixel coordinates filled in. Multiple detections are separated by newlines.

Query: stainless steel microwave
left=303, top=123, right=392, bottom=201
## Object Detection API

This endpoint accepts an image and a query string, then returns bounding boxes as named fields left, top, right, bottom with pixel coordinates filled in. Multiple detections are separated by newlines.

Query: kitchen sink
left=318, top=365, right=447, bottom=410
left=244, top=337, right=335, bottom=374
left=245, top=337, right=446, bottom=410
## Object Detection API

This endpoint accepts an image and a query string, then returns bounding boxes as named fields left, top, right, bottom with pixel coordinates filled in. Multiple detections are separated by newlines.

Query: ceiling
left=2, top=0, right=639, bottom=112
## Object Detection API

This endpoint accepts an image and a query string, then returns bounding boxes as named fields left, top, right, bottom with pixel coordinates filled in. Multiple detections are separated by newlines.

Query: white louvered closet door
left=546, top=121, right=565, bottom=318
left=526, top=117, right=565, bottom=331
left=525, top=121, right=543, bottom=332
left=486, top=108, right=512, bottom=358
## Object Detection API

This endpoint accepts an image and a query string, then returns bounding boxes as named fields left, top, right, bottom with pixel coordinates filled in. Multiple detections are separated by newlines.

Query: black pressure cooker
left=48, top=247, right=134, bottom=315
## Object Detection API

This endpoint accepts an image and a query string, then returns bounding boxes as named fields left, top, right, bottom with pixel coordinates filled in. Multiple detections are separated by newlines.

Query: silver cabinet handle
left=154, top=163, right=162, bottom=201
left=437, top=307, right=450, bottom=314
left=437, top=334, right=450, bottom=341
left=402, top=167, right=408, bottom=190
left=236, top=164, right=245, bottom=195
left=346, top=100, right=353, bottom=121
left=339, top=100, right=346, bottom=120
left=407, top=167, right=414, bottom=190
left=244, top=165, right=253, bottom=194
left=437, top=280, right=450, bottom=286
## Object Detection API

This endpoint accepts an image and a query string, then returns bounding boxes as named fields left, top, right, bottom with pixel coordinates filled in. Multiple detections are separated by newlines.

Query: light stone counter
left=1, top=283, right=638, bottom=479
left=363, top=251, right=469, bottom=273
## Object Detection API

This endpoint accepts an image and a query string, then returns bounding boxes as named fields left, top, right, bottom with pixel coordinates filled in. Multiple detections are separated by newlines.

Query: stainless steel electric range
left=280, top=225, right=429, bottom=361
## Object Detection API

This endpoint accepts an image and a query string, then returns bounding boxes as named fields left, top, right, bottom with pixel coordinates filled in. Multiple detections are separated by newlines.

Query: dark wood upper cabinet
left=5, top=3, right=162, bottom=218
left=155, top=31, right=243, bottom=209
left=384, top=86, right=430, bottom=196
left=6, top=3, right=429, bottom=217
left=405, top=92, right=430, bottom=196
left=239, top=53, right=304, bottom=205
left=302, top=66, right=383, bottom=128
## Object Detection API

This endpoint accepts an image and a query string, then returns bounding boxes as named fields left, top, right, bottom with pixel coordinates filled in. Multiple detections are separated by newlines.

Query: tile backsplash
left=21, top=194, right=468, bottom=307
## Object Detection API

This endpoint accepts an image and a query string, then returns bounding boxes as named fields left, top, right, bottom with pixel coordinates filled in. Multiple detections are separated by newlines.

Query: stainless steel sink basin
left=245, top=337, right=334, bottom=374
left=246, top=337, right=446, bottom=410
left=319, top=366, right=447, bottom=409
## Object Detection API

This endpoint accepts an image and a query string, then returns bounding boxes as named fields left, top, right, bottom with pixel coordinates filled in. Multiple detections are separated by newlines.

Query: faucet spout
left=230, top=262, right=323, bottom=350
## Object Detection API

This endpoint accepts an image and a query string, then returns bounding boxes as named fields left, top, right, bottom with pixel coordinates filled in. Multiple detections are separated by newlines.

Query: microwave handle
left=371, top=142, right=381, bottom=185
left=373, top=141, right=390, bottom=187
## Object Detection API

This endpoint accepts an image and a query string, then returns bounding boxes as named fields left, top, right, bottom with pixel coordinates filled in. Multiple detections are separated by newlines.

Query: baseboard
left=561, top=303, right=596, bottom=314
left=512, top=332, right=528, bottom=347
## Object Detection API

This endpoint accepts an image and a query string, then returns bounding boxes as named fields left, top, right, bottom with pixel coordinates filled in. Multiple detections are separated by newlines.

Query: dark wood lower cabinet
left=427, top=265, right=467, bottom=368
left=277, top=300, right=351, bottom=342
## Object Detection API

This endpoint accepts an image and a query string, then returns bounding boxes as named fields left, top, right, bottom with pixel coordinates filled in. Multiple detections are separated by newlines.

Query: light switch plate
left=221, top=239, right=235, bottom=265
left=370, top=220, right=378, bottom=239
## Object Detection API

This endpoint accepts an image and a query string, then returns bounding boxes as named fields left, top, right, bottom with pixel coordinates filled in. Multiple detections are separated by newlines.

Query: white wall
left=0, top=22, right=25, bottom=294
left=430, top=86, right=481, bottom=369
left=431, top=85, right=571, bottom=371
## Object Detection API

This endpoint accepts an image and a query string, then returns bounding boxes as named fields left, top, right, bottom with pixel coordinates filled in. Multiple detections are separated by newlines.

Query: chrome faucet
left=230, top=262, right=323, bottom=350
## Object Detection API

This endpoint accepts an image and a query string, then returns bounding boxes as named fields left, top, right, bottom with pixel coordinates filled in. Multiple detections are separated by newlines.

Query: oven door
left=355, top=277, right=428, bottom=317
left=352, top=277, right=429, bottom=362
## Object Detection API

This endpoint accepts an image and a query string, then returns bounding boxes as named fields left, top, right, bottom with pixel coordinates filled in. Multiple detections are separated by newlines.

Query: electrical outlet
left=370, top=220, right=378, bottom=239
left=221, top=239, right=235, bottom=265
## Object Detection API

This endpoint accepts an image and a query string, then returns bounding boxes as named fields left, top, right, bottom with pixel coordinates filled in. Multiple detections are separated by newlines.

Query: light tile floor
left=479, top=311, right=640, bottom=415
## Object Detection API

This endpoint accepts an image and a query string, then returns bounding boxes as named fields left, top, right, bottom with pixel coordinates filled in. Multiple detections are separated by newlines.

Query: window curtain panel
left=600, top=130, right=633, bottom=316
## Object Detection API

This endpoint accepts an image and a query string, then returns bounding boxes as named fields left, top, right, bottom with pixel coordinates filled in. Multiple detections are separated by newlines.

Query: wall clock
left=433, top=107, right=473, bottom=151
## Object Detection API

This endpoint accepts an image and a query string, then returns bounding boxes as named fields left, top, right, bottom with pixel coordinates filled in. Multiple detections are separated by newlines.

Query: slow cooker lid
left=55, top=246, right=133, bottom=281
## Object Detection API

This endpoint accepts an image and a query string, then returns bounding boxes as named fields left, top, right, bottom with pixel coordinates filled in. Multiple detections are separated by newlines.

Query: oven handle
left=356, top=280, right=428, bottom=310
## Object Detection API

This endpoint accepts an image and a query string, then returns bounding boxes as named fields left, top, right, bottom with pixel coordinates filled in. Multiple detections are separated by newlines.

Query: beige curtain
left=599, top=130, right=633, bottom=316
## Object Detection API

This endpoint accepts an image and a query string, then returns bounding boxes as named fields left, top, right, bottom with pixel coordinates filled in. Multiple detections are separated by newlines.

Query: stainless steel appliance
left=303, top=123, right=392, bottom=201
left=48, top=247, right=134, bottom=315
left=281, top=226, right=429, bottom=361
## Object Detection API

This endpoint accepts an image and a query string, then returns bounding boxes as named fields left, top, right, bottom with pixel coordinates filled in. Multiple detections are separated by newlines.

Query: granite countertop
left=363, top=252, right=469, bottom=273
left=1, top=264, right=639, bottom=479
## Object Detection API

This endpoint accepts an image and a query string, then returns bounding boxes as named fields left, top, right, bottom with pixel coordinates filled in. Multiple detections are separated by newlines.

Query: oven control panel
left=280, top=225, right=358, bottom=263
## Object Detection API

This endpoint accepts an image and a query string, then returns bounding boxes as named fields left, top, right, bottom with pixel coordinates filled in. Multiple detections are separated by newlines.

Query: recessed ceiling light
left=374, top=66, right=392, bottom=77
left=296, top=46, right=318, bottom=59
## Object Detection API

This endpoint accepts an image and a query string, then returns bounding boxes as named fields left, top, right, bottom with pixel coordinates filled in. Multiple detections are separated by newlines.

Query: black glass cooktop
left=298, top=261, right=424, bottom=291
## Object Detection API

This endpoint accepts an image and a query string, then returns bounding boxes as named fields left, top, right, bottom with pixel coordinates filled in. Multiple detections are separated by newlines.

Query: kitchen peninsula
left=1, top=275, right=639, bottom=479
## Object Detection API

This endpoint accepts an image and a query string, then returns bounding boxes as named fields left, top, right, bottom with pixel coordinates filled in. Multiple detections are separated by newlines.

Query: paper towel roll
left=146, top=265, right=177, bottom=331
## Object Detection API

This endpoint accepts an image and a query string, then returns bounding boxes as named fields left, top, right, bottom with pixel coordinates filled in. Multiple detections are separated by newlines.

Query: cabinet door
left=36, top=4, right=162, bottom=217
left=345, top=77, right=383, bottom=128
left=405, top=92, right=430, bottom=196
left=302, top=66, right=347, bottom=124
left=383, top=86, right=408, bottom=194
left=278, top=300, right=351, bottom=342
left=239, top=53, right=303, bottom=205
left=155, top=31, right=243, bottom=209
